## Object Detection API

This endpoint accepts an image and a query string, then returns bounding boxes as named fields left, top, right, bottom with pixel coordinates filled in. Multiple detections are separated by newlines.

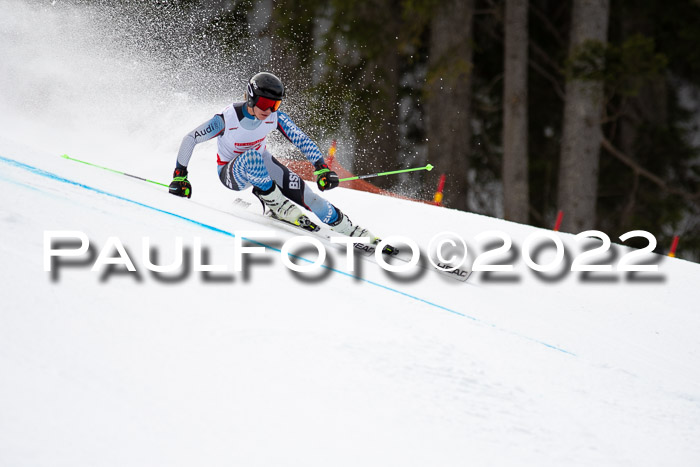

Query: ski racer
left=168, top=71, right=384, bottom=245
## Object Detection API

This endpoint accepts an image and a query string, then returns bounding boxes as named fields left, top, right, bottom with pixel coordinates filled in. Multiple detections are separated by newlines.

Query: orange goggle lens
left=255, top=96, right=282, bottom=112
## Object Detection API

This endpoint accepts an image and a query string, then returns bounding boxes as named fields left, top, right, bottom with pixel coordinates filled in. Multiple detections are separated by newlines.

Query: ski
left=353, top=239, right=472, bottom=282
left=230, top=197, right=471, bottom=283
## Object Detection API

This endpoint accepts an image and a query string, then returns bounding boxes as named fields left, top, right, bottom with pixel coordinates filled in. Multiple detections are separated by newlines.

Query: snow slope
left=1, top=1, right=699, bottom=466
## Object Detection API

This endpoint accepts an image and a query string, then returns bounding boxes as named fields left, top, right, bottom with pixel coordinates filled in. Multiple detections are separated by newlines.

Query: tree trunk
left=503, top=0, right=530, bottom=224
left=425, top=0, right=475, bottom=211
left=557, top=0, right=610, bottom=233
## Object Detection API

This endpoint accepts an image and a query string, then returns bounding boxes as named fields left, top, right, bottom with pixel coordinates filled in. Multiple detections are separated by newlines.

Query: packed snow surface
left=1, top=1, right=699, bottom=466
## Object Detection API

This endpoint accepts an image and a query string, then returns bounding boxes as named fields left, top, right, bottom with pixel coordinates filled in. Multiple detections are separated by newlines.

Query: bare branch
left=530, top=2, right=566, bottom=46
left=528, top=59, right=566, bottom=100
left=529, top=40, right=564, bottom=75
left=601, top=138, right=700, bottom=201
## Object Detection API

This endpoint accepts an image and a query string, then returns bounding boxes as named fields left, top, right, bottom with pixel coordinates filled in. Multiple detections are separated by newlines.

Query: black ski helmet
left=246, top=72, right=285, bottom=109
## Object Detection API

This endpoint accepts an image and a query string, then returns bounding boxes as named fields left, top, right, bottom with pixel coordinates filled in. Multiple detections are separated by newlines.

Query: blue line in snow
left=0, top=154, right=576, bottom=357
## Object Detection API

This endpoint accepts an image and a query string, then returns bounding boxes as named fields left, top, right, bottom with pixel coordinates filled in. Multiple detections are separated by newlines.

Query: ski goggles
left=253, top=96, right=282, bottom=112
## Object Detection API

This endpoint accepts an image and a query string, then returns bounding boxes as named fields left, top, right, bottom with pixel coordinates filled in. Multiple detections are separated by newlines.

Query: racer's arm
left=276, top=111, right=324, bottom=166
left=176, top=114, right=225, bottom=169
left=276, top=111, right=339, bottom=191
left=169, top=114, right=224, bottom=198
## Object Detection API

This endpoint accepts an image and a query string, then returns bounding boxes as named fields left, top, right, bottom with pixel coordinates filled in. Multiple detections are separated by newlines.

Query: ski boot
left=253, top=184, right=318, bottom=232
left=329, top=208, right=398, bottom=255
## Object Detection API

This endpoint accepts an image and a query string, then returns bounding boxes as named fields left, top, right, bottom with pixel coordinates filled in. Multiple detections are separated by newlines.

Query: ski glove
left=169, top=167, right=192, bottom=198
left=314, top=161, right=339, bottom=191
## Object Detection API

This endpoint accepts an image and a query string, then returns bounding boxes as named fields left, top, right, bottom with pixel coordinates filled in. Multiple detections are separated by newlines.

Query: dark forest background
left=81, top=0, right=700, bottom=261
